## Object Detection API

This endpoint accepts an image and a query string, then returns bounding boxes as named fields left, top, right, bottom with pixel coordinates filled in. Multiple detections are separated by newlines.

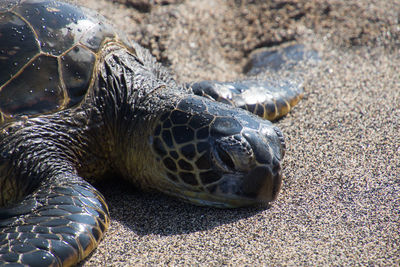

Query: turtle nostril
left=216, top=145, right=235, bottom=170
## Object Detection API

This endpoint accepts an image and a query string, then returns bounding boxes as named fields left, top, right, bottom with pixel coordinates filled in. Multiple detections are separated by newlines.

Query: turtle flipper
left=190, top=79, right=303, bottom=121
left=0, top=176, right=109, bottom=266
left=190, top=44, right=321, bottom=121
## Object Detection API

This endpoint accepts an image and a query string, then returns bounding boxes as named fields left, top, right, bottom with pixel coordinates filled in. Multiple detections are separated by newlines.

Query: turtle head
left=149, top=95, right=285, bottom=208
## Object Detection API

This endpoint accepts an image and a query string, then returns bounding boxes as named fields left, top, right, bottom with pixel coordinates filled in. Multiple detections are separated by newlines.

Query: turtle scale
left=0, top=0, right=132, bottom=121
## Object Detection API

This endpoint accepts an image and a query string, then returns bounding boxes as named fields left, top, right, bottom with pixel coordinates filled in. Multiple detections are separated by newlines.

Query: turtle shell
left=0, top=0, right=134, bottom=123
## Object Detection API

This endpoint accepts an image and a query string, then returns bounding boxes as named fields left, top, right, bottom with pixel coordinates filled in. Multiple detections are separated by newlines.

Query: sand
left=69, top=0, right=399, bottom=265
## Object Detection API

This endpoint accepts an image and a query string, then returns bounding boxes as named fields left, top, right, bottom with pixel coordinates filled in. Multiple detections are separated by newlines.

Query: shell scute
left=0, top=0, right=131, bottom=123
left=0, top=11, right=40, bottom=86
left=0, top=54, right=62, bottom=116
left=61, top=45, right=96, bottom=107
left=79, top=17, right=117, bottom=52
left=13, top=0, right=87, bottom=56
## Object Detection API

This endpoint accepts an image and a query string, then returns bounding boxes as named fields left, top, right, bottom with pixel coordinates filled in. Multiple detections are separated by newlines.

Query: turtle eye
left=216, top=144, right=235, bottom=170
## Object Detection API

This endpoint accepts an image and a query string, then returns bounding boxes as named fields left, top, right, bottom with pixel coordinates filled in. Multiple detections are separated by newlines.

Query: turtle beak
left=239, top=126, right=283, bottom=203
left=208, top=123, right=284, bottom=207
left=241, top=166, right=282, bottom=203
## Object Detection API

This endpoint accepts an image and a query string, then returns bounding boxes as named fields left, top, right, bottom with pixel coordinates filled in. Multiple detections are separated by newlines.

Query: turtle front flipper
left=0, top=175, right=109, bottom=266
left=190, top=44, right=321, bottom=121
left=190, top=79, right=303, bottom=121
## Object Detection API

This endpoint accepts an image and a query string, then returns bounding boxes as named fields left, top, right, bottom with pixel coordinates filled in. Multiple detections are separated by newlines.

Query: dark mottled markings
left=188, top=113, right=214, bottom=130
left=195, top=154, right=211, bottom=170
left=160, top=112, right=169, bottom=122
left=200, top=171, right=221, bottom=184
left=206, top=101, right=236, bottom=117
left=162, top=130, right=173, bottom=148
left=210, top=117, right=242, bottom=138
left=163, top=157, right=177, bottom=172
left=196, top=127, right=209, bottom=140
left=172, top=126, right=194, bottom=144
left=180, top=144, right=196, bottom=160
left=177, top=97, right=207, bottom=114
left=196, top=142, right=209, bottom=154
left=179, top=172, right=198, bottom=185
left=170, top=110, right=189, bottom=124
left=169, top=151, right=179, bottom=159
left=163, top=118, right=172, bottom=129
left=178, top=159, right=193, bottom=171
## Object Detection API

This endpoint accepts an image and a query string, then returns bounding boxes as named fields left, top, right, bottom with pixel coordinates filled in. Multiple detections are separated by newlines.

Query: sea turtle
left=0, top=0, right=306, bottom=266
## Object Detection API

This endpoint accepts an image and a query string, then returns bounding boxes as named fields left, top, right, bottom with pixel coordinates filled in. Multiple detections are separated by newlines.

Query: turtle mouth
left=175, top=165, right=282, bottom=208
left=204, top=132, right=282, bottom=207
